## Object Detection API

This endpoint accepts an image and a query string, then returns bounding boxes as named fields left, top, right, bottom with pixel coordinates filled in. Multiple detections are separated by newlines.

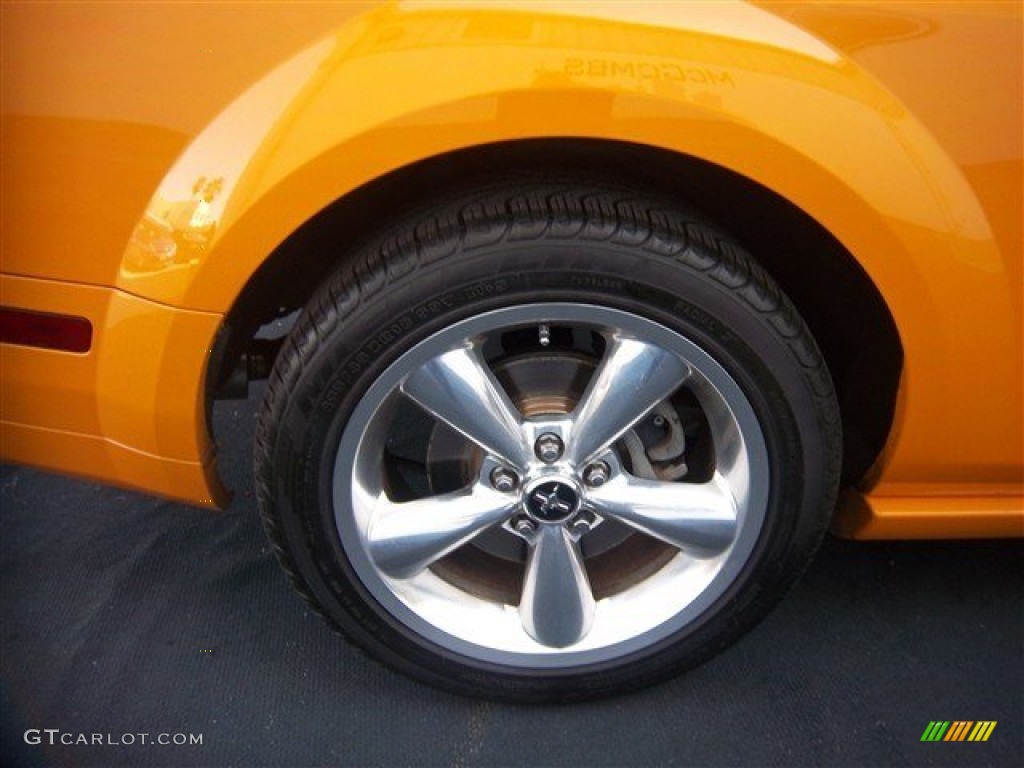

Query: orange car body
left=2, top=1, right=1021, bottom=538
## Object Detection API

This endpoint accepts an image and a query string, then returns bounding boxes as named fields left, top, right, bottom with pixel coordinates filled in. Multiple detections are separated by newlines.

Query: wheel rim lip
left=333, top=303, right=770, bottom=669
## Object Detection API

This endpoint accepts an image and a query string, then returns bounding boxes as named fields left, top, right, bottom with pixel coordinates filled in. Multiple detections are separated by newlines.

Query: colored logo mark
left=920, top=721, right=997, bottom=742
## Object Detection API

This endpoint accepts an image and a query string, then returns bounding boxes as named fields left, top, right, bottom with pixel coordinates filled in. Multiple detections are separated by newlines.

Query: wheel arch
left=211, top=138, right=902, bottom=488
left=116, top=0, right=1014, bottom=507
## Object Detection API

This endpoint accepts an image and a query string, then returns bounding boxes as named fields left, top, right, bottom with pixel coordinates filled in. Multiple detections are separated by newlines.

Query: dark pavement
left=2, top=387, right=1022, bottom=767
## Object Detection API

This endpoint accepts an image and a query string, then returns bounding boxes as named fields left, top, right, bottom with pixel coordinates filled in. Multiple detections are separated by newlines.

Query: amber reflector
left=0, top=307, right=93, bottom=353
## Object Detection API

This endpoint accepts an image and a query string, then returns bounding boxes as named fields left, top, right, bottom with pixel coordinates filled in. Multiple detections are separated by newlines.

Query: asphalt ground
left=2, top=386, right=1022, bottom=768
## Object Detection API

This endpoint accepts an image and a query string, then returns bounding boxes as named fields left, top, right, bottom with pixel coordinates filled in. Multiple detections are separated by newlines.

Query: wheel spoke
left=519, top=525, right=595, bottom=648
left=368, top=487, right=518, bottom=579
left=587, top=474, right=738, bottom=558
left=400, top=345, right=530, bottom=469
left=567, top=337, right=690, bottom=465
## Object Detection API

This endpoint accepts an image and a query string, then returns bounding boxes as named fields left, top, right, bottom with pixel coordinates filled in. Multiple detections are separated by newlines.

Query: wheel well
left=212, top=138, right=902, bottom=487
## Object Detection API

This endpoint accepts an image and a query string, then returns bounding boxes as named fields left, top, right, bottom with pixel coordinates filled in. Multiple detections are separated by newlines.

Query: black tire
left=254, top=177, right=841, bottom=702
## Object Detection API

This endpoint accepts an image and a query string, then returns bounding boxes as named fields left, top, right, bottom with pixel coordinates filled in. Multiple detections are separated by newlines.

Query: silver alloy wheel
left=332, top=303, right=769, bottom=667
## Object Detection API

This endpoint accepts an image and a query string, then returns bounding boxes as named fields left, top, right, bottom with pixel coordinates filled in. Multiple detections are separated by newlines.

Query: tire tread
left=254, top=177, right=841, bottom=700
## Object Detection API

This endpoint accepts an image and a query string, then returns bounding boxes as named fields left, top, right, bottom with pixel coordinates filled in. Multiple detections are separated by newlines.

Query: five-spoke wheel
left=334, top=304, right=768, bottom=662
left=256, top=180, right=840, bottom=700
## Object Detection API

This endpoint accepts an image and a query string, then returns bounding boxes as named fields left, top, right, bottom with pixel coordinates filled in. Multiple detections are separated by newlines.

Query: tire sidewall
left=267, top=239, right=833, bottom=699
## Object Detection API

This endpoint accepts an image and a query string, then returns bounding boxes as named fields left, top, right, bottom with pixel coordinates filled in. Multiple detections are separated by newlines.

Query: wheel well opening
left=211, top=138, right=902, bottom=488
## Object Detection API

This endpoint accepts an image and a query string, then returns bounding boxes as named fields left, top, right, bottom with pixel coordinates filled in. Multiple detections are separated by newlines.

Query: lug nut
left=583, top=462, right=611, bottom=488
left=570, top=509, right=596, bottom=536
left=534, top=433, right=564, bottom=463
left=514, top=516, right=537, bottom=536
left=490, top=467, right=519, bottom=493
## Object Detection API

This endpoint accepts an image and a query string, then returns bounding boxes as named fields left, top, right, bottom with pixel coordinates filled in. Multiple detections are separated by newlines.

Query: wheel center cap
left=523, top=477, right=581, bottom=524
